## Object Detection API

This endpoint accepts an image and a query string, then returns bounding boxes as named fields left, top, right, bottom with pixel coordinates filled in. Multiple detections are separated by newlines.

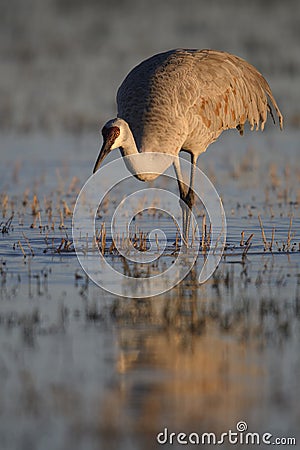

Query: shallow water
left=0, top=130, right=299, bottom=449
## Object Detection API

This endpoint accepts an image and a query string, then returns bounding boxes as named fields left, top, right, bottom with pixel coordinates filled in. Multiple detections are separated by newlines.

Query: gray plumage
left=116, top=49, right=283, bottom=157
left=93, top=49, right=283, bottom=243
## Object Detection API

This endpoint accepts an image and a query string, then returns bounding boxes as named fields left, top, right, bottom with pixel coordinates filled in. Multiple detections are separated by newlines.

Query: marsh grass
left=0, top=214, right=14, bottom=234
left=258, top=213, right=296, bottom=253
left=0, top=149, right=299, bottom=285
left=0, top=146, right=299, bottom=450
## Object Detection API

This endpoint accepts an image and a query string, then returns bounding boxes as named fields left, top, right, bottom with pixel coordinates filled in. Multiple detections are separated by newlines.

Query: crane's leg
left=173, top=155, right=197, bottom=246
left=184, top=154, right=197, bottom=243
left=173, top=157, right=187, bottom=199
left=173, top=157, right=189, bottom=246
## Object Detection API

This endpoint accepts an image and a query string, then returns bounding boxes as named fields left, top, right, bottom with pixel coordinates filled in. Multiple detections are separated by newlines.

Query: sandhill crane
left=93, top=49, right=283, bottom=244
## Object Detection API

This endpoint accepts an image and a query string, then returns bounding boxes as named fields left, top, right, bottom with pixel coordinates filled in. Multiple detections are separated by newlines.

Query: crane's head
left=93, top=118, right=128, bottom=173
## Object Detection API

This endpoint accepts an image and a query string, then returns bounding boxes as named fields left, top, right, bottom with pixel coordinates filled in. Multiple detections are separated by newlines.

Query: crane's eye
left=102, top=126, right=120, bottom=146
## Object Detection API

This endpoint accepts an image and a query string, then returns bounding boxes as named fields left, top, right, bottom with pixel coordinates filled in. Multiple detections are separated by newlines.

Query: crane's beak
left=93, top=139, right=111, bottom=173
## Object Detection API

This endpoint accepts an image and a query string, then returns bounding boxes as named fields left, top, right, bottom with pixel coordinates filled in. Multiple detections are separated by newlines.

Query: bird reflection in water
left=97, top=273, right=264, bottom=445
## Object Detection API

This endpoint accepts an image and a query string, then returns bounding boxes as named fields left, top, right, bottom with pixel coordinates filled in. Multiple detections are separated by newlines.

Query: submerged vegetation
left=0, top=144, right=299, bottom=348
left=0, top=142, right=299, bottom=448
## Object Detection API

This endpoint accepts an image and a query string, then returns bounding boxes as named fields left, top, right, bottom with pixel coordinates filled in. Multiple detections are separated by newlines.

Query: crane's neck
left=119, top=125, right=174, bottom=182
left=119, top=126, right=139, bottom=157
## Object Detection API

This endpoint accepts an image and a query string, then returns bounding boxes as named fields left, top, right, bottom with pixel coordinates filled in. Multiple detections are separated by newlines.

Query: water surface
left=0, top=131, right=299, bottom=449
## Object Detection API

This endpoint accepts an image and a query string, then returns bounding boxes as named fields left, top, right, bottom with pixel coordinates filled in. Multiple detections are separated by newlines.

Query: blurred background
left=0, top=2, right=300, bottom=450
left=0, top=0, right=299, bottom=135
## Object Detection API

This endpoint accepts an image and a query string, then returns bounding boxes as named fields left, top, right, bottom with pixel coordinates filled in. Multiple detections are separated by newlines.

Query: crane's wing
left=116, top=49, right=283, bottom=153
left=190, top=49, right=283, bottom=134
